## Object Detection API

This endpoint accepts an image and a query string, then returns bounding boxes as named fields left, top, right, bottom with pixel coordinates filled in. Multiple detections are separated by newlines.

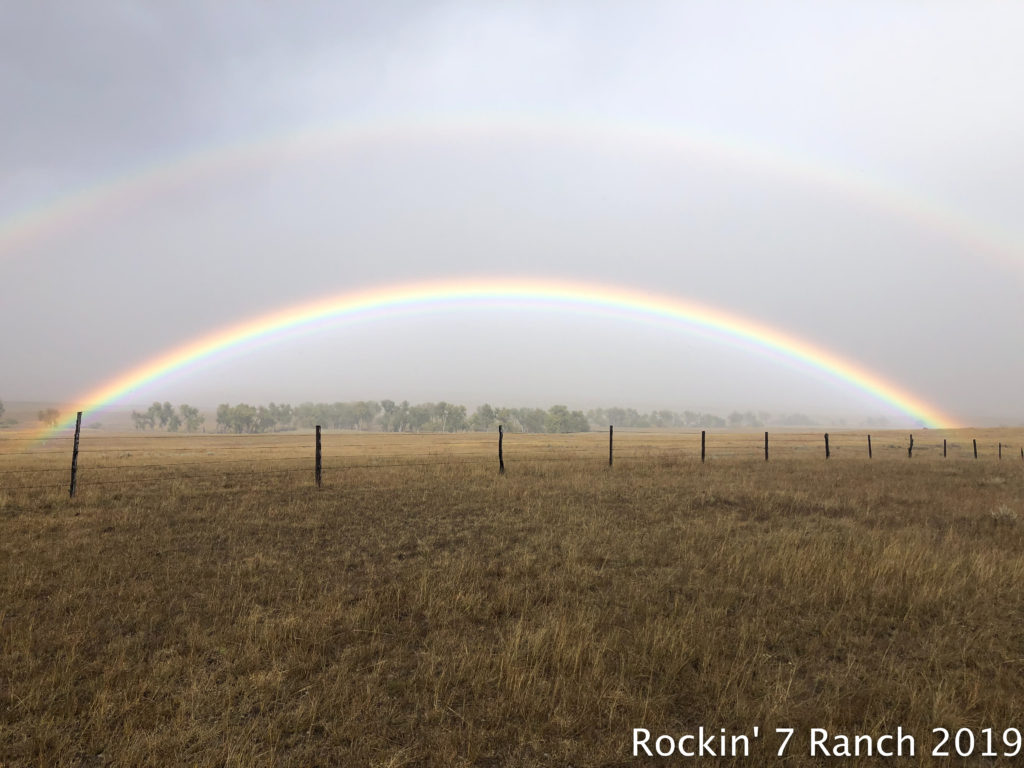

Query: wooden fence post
left=701, top=430, right=706, bottom=463
left=764, top=431, right=769, bottom=461
left=973, top=439, right=978, bottom=459
left=908, top=434, right=914, bottom=459
left=69, top=411, right=82, bottom=498
left=315, top=425, right=322, bottom=488
left=999, top=442, right=1002, bottom=460
left=943, top=438, right=947, bottom=458
left=498, top=425, right=505, bottom=474
left=824, top=433, right=830, bottom=460
left=609, top=425, right=613, bottom=467
left=867, top=434, right=872, bottom=459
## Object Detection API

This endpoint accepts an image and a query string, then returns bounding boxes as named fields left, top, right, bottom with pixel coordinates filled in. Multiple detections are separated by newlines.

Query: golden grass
left=2, top=429, right=1024, bottom=766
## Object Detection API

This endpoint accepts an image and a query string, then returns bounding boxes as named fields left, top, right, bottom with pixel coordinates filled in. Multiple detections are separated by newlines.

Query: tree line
left=0, top=396, right=881, bottom=432
left=209, top=401, right=591, bottom=434
left=207, top=402, right=833, bottom=433
left=131, top=402, right=205, bottom=432
left=583, top=408, right=823, bottom=429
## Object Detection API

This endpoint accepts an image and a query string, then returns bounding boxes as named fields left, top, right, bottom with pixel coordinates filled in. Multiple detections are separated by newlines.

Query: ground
left=2, top=429, right=1023, bottom=766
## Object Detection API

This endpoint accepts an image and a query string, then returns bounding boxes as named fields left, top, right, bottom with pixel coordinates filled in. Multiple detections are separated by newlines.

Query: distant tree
left=0, top=399, right=4, bottom=420
left=216, top=403, right=232, bottom=432
left=131, top=410, right=154, bottom=430
left=651, top=410, right=678, bottom=428
left=232, top=403, right=257, bottom=433
left=393, top=400, right=411, bottom=432
left=469, top=404, right=497, bottom=431
left=352, top=400, right=381, bottom=430
left=253, top=406, right=273, bottom=433
left=441, top=403, right=467, bottom=432
left=515, top=407, right=547, bottom=433
left=267, top=402, right=292, bottom=430
left=570, top=408, right=590, bottom=432
left=166, top=411, right=182, bottom=432
left=704, top=413, right=727, bottom=428
left=327, top=402, right=354, bottom=429
left=379, top=399, right=400, bottom=431
left=291, top=402, right=316, bottom=429
left=37, top=408, right=60, bottom=427
left=605, top=407, right=627, bottom=427
left=159, top=402, right=175, bottom=428
left=434, top=401, right=451, bottom=432
left=545, top=405, right=572, bottom=433
left=429, top=401, right=466, bottom=432
left=215, top=403, right=259, bottom=433
left=179, top=404, right=204, bottom=432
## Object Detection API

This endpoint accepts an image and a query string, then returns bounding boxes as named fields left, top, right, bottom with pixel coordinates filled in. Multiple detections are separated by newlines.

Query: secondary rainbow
left=2, top=113, right=1021, bottom=279
left=40, top=278, right=959, bottom=437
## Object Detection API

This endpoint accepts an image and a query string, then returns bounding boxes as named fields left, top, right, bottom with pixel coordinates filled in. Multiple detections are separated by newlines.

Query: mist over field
left=2, top=2, right=1023, bottom=425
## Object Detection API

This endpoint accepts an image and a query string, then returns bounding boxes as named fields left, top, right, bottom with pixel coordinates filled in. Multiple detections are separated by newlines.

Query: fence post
left=824, top=433, right=830, bottom=460
left=999, top=442, right=1002, bottom=460
left=867, top=434, right=872, bottom=459
left=69, top=411, right=82, bottom=498
left=315, top=425, right=322, bottom=488
left=764, top=431, right=769, bottom=461
left=943, top=438, right=947, bottom=458
left=608, top=425, right=613, bottom=467
left=701, top=430, right=706, bottom=463
left=498, top=424, right=505, bottom=474
left=908, top=434, right=914, bottom=459
left=973, top=439, right=978, bottom=459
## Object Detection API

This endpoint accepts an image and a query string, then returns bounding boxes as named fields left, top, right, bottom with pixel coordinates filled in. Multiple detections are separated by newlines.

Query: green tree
left=216, top=403, right=232, bottom=432
left=517, top=407, right=547, bottom=433
left=0, top=399, right=4, bottom=420
left=179, top=404, right=204, bottom=432
left=267, top=402, right=292, bottom=430
left=231, top=404, right=257, bottom=433
left=469, top=404, right=496, bottom=431
left=214, top=403, right=257, bottom=433
left=394, top=400, right=411, bottom=432
left=445, top=404, right=467, bottom=432
left=131, top=410, right=154, bottom=430
left=407, top=403, right=433, bottom=431
left=166, top=411, right=182, bottom=432
left=352, top=401, right=381, bottom=430
left=379, top=399, right=399, bottom=431
left=255, top=406, right=276, bottom=433
left=545, top=405, right=572, bottom=433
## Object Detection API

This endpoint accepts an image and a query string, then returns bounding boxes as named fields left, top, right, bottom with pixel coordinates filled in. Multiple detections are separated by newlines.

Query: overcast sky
left=2, top=1, right=1022, bottom=425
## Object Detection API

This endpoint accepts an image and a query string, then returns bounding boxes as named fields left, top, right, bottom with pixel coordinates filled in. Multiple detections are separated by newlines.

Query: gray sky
left=2, top=1, right=1023, bottom=426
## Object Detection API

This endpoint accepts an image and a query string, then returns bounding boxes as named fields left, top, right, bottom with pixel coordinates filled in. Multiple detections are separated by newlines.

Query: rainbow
left=40, top=277, right=959, bottom=437
left=2, top=112, right=1021, bottom=278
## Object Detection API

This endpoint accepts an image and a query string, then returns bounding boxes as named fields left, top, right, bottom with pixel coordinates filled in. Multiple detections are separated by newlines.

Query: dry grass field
left=2, top=428, right=1024, bottom=766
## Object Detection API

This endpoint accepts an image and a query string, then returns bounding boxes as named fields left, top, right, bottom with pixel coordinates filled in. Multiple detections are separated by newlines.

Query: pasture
left=2, top=428, right=1024, bottom=766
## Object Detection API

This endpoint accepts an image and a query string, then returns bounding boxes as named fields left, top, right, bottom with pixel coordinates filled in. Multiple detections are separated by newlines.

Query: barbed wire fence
left=0, top=415, right=1021, bottom=498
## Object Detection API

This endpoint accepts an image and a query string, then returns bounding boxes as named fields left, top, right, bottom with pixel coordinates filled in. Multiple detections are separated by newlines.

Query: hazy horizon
left=3, top=2, right=1022, bottom=427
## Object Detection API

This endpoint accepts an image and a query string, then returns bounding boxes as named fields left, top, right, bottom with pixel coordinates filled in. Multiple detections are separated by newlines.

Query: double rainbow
left=41, top=277, right=958, bottom=436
